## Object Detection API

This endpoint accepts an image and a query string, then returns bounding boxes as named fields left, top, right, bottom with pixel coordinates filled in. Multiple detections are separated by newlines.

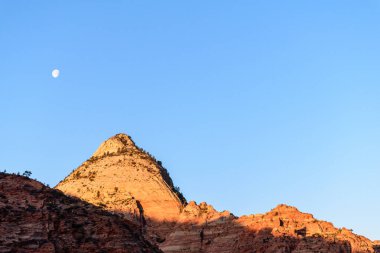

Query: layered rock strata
left=161, top=202, right=377, bottom=253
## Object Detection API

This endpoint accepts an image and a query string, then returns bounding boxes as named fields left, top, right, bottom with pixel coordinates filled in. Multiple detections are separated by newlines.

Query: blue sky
left=1, top=1, right=380, bottom=240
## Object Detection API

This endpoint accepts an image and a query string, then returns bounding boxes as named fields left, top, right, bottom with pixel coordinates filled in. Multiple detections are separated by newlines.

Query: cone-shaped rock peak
left=55, top=133, right=185, bottom=239
left=92, top=133, right=136, bottom=157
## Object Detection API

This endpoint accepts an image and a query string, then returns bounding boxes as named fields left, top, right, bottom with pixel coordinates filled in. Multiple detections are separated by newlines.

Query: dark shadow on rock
left=0, top=173, right=162, bottom=253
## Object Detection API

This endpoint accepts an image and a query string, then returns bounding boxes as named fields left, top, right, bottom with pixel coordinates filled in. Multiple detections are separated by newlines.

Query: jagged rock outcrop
left=55, top=133, right=379, bottom=253
left=161, top=203, right=377, bottom=253
left=0, top=173, right=162, bottom=253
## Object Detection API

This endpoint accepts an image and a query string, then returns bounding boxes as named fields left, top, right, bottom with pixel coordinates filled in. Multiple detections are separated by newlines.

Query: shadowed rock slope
left=56, top=133, right=379, bottom=253
left=0, top=173, right=162, bottom=253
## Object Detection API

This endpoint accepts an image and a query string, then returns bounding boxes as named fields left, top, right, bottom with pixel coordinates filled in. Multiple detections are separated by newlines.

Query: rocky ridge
left=0, top=173, right=162, bottom=253
left=55, top=133, right=379, bottom=253
left=161, top=202, right=376, bottom=253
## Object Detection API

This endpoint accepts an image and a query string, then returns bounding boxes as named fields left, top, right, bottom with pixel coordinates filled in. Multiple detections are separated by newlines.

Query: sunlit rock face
left=0, top=173, right=161, bottom=253
left=56, top=133, right=379, bottom=253
left=55, top=134, right=185, bottom=240
left=160, top=203, right=377, bottom=253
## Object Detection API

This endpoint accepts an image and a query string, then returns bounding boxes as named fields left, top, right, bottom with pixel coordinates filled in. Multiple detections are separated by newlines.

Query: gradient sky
left=1, top=1, right=380, bottom=240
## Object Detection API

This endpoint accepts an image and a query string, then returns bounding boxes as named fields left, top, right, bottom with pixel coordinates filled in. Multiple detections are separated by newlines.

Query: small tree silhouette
left=23, top=170, right=32, bottom=177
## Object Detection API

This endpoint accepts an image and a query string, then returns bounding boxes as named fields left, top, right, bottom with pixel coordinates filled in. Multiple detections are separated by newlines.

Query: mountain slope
left=0, top=173, right=162, bottom=253
left=55, top=133, right=379, bottom=253
left=56, top=134, right=185, bottom=240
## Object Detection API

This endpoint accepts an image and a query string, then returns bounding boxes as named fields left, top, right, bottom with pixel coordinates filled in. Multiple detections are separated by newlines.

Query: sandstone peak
left=92, top=133, right=136, bottom=157
left=56, top=133, right=186, bottom=242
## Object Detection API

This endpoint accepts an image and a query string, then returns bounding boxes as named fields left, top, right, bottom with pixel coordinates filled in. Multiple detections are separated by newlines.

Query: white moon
left=52, top=69, right=60, bottom=78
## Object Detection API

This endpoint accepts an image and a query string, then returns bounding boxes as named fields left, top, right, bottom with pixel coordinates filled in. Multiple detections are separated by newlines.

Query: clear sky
left=1, top=1, right=380, bottom=240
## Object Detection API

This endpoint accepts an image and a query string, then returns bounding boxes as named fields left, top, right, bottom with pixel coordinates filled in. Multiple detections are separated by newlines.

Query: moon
left=52, top=69, right=60, bottom=78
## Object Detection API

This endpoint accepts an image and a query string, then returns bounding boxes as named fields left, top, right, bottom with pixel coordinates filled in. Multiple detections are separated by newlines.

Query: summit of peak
left=268, top=204, right=316, bottom=220
left=92, top=133, right=136, bottom=157
left=272, top=204, right=299, bottom=211
left=112, top=133, right=135, bottom=144
left=269, top=204, right=303, bottom=214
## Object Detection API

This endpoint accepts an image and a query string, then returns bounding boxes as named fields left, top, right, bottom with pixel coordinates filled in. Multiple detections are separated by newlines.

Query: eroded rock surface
left=56, top=134, right=185, bottom=241
left=161, top=203, right=377, bottom=253
left=0, top=173, right=161, bottom=253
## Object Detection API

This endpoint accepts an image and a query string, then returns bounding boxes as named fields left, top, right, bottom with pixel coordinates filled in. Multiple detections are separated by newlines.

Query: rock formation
left=161, top=202, right=376, bottom=253
left=56, top=134, right=185, bottom=241
left=0, top=173, right=162, bottom=253
left=55, top=133, right=379, bottom=253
